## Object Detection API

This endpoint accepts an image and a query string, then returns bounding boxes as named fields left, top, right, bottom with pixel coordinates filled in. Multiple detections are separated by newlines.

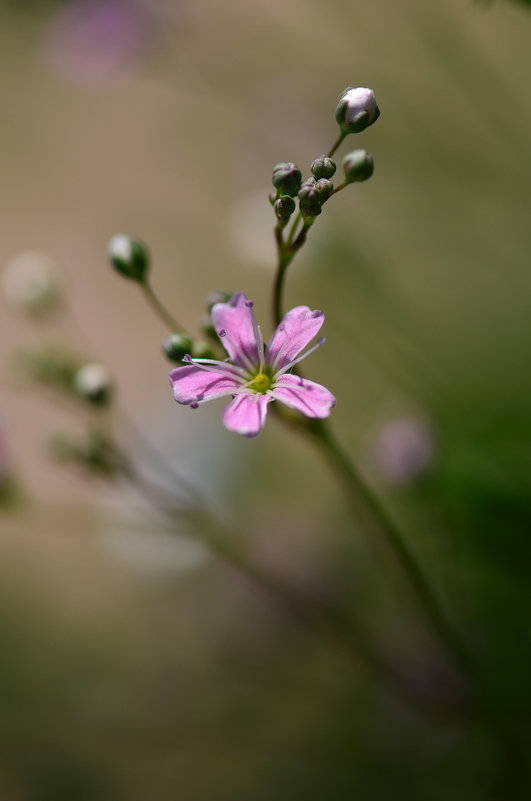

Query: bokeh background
left=1, top=0, right=531, bottom=798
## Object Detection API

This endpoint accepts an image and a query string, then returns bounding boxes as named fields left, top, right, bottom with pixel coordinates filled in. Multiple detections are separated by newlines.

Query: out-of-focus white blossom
left=74, top=363, right=113, bottom=405
left=2, top=251, right=62, bottom=315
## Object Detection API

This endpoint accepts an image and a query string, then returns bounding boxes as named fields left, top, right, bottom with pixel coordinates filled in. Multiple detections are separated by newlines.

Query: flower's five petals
left=222, top=393, right=272, bottom=438
left=169, top=365, right=241, bottom=405
left=272, top=374, right=336, bottom=418
left=211, top=292, right=260, bottom=366
left=169, top=292, right=335, bottom=437
left=266, top=306, right=324, bottom=368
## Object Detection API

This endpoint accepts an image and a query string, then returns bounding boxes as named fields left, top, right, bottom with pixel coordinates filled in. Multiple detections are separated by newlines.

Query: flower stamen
left=218, top=329, right=256, bottom=372
left=245, top=300, right=266, bottom=372
left=182, top=354, right=248, bottom=382
left=274, top=337, right=326, bottom=378
left=269, top=324, right=289, bottom=371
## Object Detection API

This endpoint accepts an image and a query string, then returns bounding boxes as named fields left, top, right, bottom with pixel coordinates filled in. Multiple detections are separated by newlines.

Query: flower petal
left=266, top=306, right=324, bottom=369
left=222, top=392, right=271, bottom=437
left=272, top=374, right=336, bottom=418
left=169, top=365, right=241, bottom=405
left=211, top=292, right=260, bottom=368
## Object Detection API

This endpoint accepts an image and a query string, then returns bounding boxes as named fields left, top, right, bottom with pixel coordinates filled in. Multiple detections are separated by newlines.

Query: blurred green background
left=1, top=0, right=531, bottom=798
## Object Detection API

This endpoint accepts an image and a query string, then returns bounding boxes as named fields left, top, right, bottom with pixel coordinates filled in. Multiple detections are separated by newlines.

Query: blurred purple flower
left=169, top=292, right=336, bottom=438
left=372, top=415, right=436, bottom=485
left=44, top=0, right=152, bottom=84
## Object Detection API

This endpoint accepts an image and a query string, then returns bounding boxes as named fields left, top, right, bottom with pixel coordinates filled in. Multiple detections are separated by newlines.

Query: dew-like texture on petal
left=169, top=366, right=241, bottom=405
left=266, top=306, right=324, bottom=368
left=211, top=292, right=260, bottom=367
left=272, top=374, right=336, bottom=418
left=222, top=392, right=271, bottom=437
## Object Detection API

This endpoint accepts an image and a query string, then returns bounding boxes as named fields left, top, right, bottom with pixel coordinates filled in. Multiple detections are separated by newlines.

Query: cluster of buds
left=271, top=87, right=379, bottom=227
left=271, top=158, right=335, bottom=225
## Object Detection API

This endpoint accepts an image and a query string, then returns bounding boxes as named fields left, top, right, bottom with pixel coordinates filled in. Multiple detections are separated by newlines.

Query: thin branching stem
left=328, top=131, right=346, bottom=158
left=141, top=280, right=188, bottom=333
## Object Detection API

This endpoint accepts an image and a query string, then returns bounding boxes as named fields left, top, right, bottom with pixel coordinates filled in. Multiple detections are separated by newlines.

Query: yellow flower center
left=249, top=372, right=272, bottom=393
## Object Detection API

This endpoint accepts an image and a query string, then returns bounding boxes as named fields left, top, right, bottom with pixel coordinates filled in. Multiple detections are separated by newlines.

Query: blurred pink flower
left=372, top=415, right=436, bottom=485
left=169, top=292, right=336, bottom=438
left=44, top=0, right=152, bottom=84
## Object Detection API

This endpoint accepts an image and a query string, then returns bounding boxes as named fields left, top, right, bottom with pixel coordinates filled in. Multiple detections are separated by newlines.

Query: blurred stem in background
left=109, top=432, right=465, bottom=716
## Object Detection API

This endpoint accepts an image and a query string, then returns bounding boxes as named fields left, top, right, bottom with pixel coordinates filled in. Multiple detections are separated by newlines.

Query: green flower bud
left=74, top=363, right=112, bottom=406
left=274, top=195, right=296, bottom=225
left=311, top=155, right=336, bottom=180
left=108, top=235, right=149, bottom=283
left=342, top=149, right=374, bottom=183
left=191, top=341, right=215, bottom=360
left=163, top=333, right=193, bottom=362
left=335, top=87, right=380, bottom=134
left=298, top=181, right=322, bottom=218
left=205, top=290, right=232, bottom=312
left=272, top=162, right=302, bottom=197
left=315, top=178, right=334, bottom=202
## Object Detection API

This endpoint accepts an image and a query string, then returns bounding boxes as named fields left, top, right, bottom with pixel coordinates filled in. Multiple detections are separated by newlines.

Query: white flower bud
left=108, top=234, right=149, bottom=282
left=2, top=251, right=62, bottom=315
left=74, top=363, right=112, bottom=405
left=335, top=87, right=380, bottom=134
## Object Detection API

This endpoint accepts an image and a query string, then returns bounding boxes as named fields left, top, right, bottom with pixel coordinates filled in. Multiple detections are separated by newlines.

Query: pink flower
left=169, top=292, right=336, bottom=438
left=44, top=0, right=150, bottom=85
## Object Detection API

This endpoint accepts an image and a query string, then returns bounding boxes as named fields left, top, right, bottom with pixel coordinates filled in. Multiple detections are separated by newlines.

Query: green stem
left=286, top=211, right=302, bottom=246
left=272, top=256, right=290, bottom=328
left=141, top=280, right=187, bottom=332
left=328, top=131, right=347, bottom=158
left=272, top=221, right=313, bottom=327
left=329, top=181, right=347, bottom=197
left=271, top=134, right=347, bottom=327
left=295, top=416, right=475, bottom=677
